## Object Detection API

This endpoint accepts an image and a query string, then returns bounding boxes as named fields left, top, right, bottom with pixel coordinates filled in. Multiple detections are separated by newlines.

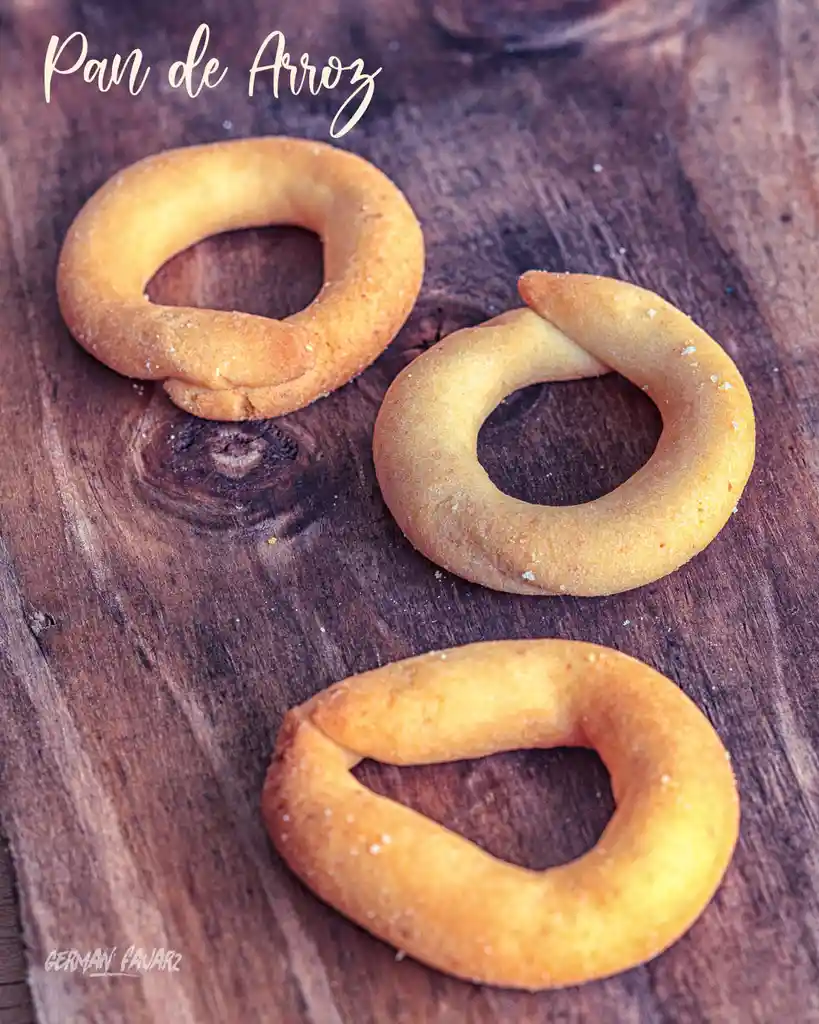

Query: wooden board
left=1, top=0, right=818, bottom=1020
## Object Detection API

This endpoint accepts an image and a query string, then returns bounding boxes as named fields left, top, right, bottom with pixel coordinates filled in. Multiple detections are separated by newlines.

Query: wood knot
left=206, top=428, right=298, bottom=479
left=131, top=410, right=317, bottom=530
left=24, top=606, right=57, bottom=647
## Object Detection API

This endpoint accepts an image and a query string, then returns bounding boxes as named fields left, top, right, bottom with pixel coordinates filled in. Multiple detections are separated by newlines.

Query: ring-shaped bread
left=372, top=272, right=755, bottom=596
left=57, top=137, right=424, bottom=421
left=263, top=639, right=739, bottom=990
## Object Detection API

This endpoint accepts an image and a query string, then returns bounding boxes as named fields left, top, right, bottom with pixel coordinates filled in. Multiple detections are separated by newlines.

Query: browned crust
left=263, top=639, right=739, bottom=990
left=57, top=137, right=425, bottom=421
left=373, top=273, right=755, bottom=596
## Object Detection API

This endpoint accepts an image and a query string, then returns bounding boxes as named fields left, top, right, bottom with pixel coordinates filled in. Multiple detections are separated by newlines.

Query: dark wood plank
left=0, top=841, right=35, bottom=1024
left=1, top=0, right=818, bottom=1021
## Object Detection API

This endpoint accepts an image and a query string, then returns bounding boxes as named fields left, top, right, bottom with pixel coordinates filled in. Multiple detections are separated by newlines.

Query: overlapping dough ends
left=56, top=137, right=425, bottom=421
left=263, top=639, right=740, bottom=990
left=373, top=272, right=755, bottom=596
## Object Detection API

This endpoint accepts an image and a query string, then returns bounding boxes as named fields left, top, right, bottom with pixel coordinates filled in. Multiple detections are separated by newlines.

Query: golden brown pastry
left=264, top=639, right=739, bottom=990
left=57, top=137, right=424, bottom=421
left=373, top=272, right=755, bottom=596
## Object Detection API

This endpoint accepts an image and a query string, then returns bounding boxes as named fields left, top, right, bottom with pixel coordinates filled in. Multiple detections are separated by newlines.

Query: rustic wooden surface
left=1, top=0, right=818, bottom=1021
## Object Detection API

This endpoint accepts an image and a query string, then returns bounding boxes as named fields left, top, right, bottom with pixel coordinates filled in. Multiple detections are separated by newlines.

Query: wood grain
left=1, top=0, right=818, bottom=1020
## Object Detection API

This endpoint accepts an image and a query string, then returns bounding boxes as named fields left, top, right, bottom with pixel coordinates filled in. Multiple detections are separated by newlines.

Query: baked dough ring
left=373, top=272, right=755, bottom=596
left=56, top=137, right=424, bottom=421
left=263, top=639, right=739, bottom=990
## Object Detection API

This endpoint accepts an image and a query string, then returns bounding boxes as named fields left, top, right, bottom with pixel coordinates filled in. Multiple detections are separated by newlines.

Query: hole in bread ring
left=56, top=137, right=425, bottom=422
left=263, top=639, right=739, bottom=990
left=372, top=272, right=756, bottom=596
